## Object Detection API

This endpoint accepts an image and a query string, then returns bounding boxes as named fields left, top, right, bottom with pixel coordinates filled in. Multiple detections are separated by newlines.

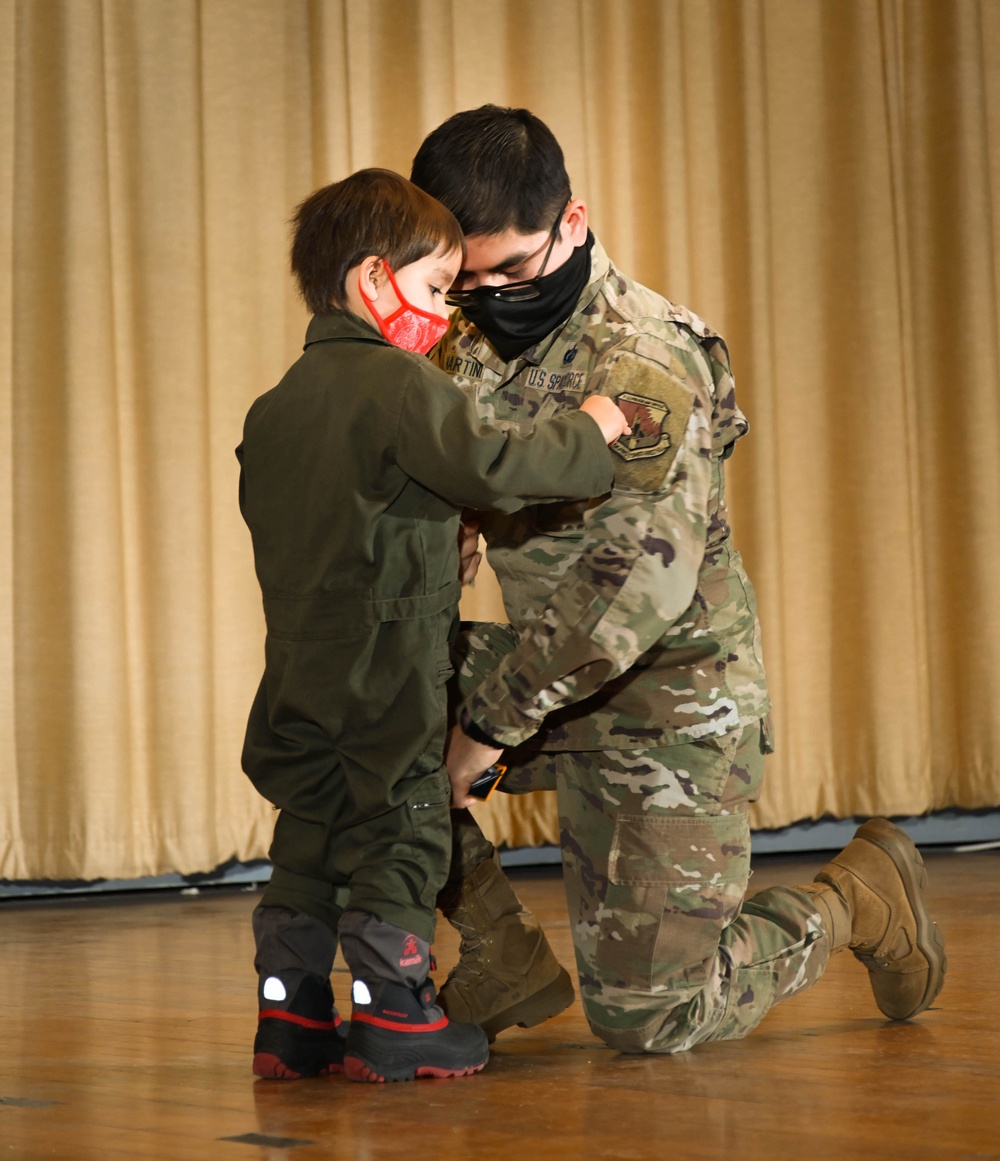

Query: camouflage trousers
left=450, top=627, right=833, bottom=1053
left=562, top=730, right=836, bottom=1051
left=451, top=729, right=831, bottom=1053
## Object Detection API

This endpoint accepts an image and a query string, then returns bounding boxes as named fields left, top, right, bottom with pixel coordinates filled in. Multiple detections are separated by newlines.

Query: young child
left=236, top=169, right=626, bottom=1084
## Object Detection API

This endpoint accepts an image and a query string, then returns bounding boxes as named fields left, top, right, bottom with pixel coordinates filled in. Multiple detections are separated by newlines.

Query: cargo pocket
left=417, top=638, right=453, bottom=768
left=404, top=763, right=454, bottom=891
left=595, top=809, right=751, bottom=993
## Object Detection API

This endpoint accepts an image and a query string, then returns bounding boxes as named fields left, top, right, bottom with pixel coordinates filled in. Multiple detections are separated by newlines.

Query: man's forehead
left=460, top=226, right=550, bottom=274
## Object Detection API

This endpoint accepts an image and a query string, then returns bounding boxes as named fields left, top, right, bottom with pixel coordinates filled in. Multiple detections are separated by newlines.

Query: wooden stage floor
left=1, top=848, right=997, bottom=1160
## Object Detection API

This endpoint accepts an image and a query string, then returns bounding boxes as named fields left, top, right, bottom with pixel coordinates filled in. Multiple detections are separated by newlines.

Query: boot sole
left=344, top=1056, right=486, bottom=1083
left=253, top=1052, right=343, bottom=1080
left=855, top=817, right=947, bottom=1020
left=480, top=966, right=576, bottom=1043
left=342, top=1020, right=489, bottom=1083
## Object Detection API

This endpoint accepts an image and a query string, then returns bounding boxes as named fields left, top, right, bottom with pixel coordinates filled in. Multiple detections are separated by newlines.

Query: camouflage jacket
left=432, top=237, right=769, bottom=751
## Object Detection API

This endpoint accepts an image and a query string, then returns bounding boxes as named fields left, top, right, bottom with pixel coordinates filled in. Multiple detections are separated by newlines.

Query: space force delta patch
left=613, top=392, right=673, bottom=460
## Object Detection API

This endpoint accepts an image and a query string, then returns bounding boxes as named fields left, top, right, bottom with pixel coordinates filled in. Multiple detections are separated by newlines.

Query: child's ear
left=360, top=255, right=385, bottom=299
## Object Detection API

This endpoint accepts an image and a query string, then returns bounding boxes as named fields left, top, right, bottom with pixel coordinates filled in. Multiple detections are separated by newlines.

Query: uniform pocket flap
left=608, top=811, right=750, bottom=886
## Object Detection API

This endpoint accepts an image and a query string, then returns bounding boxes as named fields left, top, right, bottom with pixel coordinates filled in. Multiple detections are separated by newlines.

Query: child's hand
left=445, top=725, right=504, bottom=808
left=580, top=394, right=630, bottom=444
left=458, top=512, right=483, bottom=585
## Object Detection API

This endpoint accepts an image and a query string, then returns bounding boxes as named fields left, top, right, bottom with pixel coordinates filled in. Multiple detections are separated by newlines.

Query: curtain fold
left=2, top=0, right=999, bottom=878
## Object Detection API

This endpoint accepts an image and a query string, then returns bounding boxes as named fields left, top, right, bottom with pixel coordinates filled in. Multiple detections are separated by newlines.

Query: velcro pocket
left=608, top=811, right=750, bottom=886
left=596, top=811, right=752, bottom=992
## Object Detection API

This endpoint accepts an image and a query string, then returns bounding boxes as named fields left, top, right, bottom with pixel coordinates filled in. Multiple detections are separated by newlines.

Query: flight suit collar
left=304, top=309, right=390, bottom=349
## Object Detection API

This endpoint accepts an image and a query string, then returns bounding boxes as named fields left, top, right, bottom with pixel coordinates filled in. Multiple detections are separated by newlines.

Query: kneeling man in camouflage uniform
left=411, top=106, right=947, bottom=1053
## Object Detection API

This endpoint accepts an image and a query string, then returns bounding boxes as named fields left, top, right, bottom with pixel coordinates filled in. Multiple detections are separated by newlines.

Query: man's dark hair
left=290, top=168, right=463, bottom=315
left=410, top=105, right=571, bottom=237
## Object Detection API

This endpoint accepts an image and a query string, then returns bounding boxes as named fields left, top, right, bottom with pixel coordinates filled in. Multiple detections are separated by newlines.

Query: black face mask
left=455, top=232, right=595, bottom=363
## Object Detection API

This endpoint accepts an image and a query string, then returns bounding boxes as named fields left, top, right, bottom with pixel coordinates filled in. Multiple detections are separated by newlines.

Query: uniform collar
left=529, top=235, right=612, bottom=364
left=304, top=309, right=389, bottom=349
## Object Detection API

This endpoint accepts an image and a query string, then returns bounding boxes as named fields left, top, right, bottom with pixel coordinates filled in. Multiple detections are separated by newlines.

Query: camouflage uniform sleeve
left=462, top=332, right=715, bottom=747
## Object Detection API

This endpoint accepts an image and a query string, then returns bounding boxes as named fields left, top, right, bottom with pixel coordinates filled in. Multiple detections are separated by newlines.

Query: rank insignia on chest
left=613, top=391, right=673, bottom=460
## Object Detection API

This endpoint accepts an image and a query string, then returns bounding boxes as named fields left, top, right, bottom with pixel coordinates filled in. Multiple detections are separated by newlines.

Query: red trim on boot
left=352, top=1011, right=449, bottom=1033
left=258, top=1009, right=341, bottom=1031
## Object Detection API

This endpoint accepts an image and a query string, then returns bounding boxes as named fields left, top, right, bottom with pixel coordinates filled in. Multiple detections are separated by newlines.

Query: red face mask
left=358, top=262, right=449, bottom=355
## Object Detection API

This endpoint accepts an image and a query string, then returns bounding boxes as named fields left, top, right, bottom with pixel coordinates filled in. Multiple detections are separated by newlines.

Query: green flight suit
left=237, top=309, right=612, bottom=941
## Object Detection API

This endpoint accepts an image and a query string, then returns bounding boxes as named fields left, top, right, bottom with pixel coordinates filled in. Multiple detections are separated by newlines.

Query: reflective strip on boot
left=350, top=978, right=448, bottom=1032
left=253, top=976, right=346, bottom=1080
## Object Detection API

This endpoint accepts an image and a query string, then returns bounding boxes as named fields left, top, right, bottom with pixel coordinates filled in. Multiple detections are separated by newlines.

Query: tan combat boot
left=437, top=854, right=575, bottom=1042
left=803, top=817, right=947, bottom=1020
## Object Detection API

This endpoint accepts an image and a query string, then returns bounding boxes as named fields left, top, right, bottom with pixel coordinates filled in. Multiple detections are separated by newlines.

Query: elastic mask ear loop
left=358, top=265, right=391, bottom=339
left=380, top=263, right=447, bottom=327
left=358, top=260, right=449, bottom=354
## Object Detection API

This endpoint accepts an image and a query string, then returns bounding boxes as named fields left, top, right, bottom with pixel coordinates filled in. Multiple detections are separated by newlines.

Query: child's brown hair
left=290, top=168, right=464, bottom=315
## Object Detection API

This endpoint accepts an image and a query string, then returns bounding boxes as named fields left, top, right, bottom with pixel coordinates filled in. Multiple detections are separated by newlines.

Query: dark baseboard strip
left=2, top=809, right=997, bottom=898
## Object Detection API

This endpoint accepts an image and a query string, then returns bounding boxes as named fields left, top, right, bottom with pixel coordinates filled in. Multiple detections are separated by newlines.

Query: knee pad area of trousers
left=583, top=996, right=693, bottom=1055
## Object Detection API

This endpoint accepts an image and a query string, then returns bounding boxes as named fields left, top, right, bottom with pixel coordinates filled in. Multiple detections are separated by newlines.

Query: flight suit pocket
left=262, top=590, right=372, bottom=641
left=404, top=764, right=454, bottom=894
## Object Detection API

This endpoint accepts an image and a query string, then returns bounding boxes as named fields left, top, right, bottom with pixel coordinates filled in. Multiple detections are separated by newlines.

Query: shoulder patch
left=615, top=392, right=674, bottom=460
left=606, top=355, right=694, bottom=491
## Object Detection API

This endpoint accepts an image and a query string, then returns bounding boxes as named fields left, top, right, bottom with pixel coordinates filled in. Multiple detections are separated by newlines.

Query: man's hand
left=579, top=394, right=630, bottom=444
left=445, top=724, right=504, bottom=808
left=458, top=512, right=483, bottom=585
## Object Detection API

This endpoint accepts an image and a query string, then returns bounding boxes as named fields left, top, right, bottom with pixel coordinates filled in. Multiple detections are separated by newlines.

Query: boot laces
left=443, top=918, right=487, bottom=985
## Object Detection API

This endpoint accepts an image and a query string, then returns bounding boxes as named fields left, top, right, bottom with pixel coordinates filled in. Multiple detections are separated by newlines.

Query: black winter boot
left=338, top=910, right=488, bottom=1083
left=344, top=977, right=488, bottom=1082
left=254, top=974, right=347, bottom=1079
left=252, top=905, right=346, bottom=1079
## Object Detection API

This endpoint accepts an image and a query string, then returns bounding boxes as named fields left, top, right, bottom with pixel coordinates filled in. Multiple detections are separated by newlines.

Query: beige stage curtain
left=2, top=0, right=999, bottom=880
